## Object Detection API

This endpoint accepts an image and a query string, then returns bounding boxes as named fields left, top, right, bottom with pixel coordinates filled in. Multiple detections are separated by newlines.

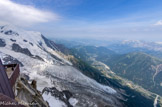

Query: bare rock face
left=4, top=30, right=19, bottom=36
left=0, top=38, right=6, bottom=47
left=12, top=43, right=44, bottom=61
left=12, top=43, right=33, bottom=56
left=10, top=39, right=16, bottom=42
left=41, top=35, right=58, bottom=51
left=16, top=74, right=49, bottom=107
left=2, top=55, right=24, bottom=66
left=31, top=80, right=37, bottom=90
left=42, top=87, right=73, bottom=107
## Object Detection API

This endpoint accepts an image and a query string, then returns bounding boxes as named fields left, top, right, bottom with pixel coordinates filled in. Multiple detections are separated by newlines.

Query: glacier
left=0, top=25, right=122, bottom=107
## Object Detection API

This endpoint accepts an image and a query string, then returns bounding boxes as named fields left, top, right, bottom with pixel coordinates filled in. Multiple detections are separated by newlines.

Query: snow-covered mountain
left=122, top=40, right=162, bottom=52
left=0, top=25, right=122, bottom=107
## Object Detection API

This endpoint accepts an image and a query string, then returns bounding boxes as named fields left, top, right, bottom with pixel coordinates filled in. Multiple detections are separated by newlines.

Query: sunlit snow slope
left=0, top=25, right=121, bottom=107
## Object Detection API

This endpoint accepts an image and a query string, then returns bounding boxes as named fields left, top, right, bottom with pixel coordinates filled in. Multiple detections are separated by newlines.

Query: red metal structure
left=0, top=60, right=15, bottom=99
left=4, top=64, right=20, bottom=88
left=0, top=59, right=24, bottom=106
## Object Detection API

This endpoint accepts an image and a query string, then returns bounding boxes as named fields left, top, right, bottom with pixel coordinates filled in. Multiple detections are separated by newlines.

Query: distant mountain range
left=107, top=40, right=162, bottom=58
left=69, top=44, right=162, bottom=95
left=54, top=38, right=162, bottom=58
left=105, top=52, right=162, bottom=96
left=55, top=39, right=162, bottom=107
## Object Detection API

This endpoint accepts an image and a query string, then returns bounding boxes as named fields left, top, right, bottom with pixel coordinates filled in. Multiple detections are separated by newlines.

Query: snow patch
left=69, top=98, right=78, bottom=106
left=43, top=92, right=67, bottom=107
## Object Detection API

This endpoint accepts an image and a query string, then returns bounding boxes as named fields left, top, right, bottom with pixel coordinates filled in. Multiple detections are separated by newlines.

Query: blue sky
left=1, top=0, right=162, bottom=41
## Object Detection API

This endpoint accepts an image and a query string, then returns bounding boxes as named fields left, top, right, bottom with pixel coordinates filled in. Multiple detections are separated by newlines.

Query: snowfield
left=43, top=92, right=67, bottom=107
left=0, top=25, right=121, bottom=107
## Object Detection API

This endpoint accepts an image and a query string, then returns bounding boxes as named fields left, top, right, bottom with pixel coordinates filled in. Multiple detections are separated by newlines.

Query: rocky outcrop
left=16, top=74, right=49, bottom=107
left=12, top=43, right=44, bottom=61
left=12, top=43, right=33, bottom=56
left=10, top=39, right=16, bottom=42
left=0, top=38, right=6, bottom=47
left=23, top=39, right=28, bottom=42
left=29, top=42, right=33, bottom=46
left=2, top=54, right=23, bottom=66
left=41, top=35, right=58, bottom=51
left=4, top=30, right=19, bottom=36
left=42, top=87, right=73, bottom=107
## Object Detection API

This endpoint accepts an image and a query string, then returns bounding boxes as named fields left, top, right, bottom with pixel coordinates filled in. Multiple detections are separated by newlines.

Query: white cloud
left=154, top=20, right=162, bottom=26
left=0, top=0, right=59, bottom=26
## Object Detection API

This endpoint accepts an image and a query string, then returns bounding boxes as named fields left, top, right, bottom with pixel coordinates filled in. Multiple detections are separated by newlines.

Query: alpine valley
left=54, top=39, right=162, bottom=107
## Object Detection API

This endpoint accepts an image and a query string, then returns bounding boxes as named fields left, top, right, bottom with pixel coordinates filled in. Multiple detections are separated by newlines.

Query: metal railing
left=9, top=64, right=19, bottom=88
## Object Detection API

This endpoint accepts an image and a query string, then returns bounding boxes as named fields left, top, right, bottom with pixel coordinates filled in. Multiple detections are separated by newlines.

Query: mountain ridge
left=0, top=25, right=124, bottom=107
